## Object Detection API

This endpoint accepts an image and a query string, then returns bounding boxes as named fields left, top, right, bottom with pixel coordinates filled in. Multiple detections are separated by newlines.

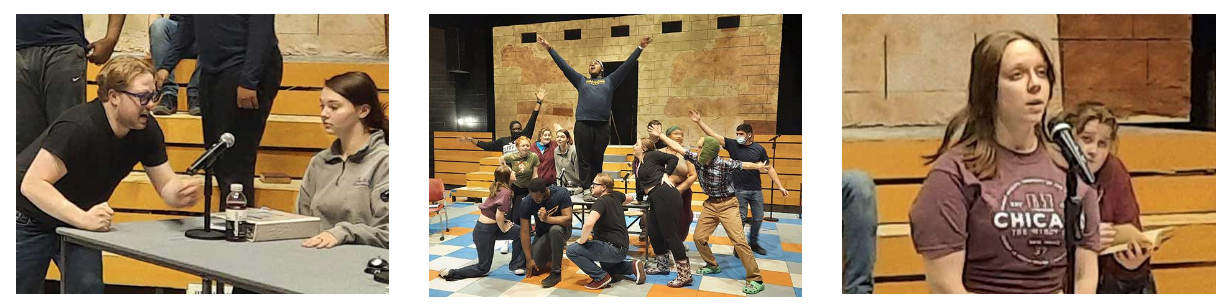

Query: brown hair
left=593, top=172, right=614, bottom=190
left=1060, top=102, right=1120, bottom=153
left=923, top=30, right=1056, bottom=180
left=96, top=56, right=155, bottom=102
left=489, top=165, right=512, bottom=198
left=557, top=128, right=572, bottom=145
left=632, top=137, right=657, bottom=165
left=325, top=71, right=388, bottom=143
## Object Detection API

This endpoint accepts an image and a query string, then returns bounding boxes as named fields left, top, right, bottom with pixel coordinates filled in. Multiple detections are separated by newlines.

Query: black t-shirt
left=591, top=191, right=629, bottom=249
left=17, top=100, right=169, bottom=231
left=723, top=138, right=769, bottom=191
left=17, top=14, right=88, bottom=49
left=518, top=185, right=572, bottom=237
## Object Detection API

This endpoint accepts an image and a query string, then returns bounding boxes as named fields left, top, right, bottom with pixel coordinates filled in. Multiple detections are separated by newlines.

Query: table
left=57, top=217, right=388, bottom=294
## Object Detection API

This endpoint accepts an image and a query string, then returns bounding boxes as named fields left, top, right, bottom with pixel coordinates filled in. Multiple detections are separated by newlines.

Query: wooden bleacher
left=44, top=57, right=388, bottom=290
left=431, top=132, right=803, bottom=215
left=842, top=126, right=1216, bottom=294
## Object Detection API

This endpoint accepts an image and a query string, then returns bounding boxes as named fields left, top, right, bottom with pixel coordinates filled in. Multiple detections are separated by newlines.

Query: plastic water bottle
left=225, top=184, right=248, bottom=242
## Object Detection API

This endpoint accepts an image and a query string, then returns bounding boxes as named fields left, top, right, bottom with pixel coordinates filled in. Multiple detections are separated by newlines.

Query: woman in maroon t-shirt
left=1062, top=102, right=1157, bottom=294
left=909, top=31, right=1102, bottom=294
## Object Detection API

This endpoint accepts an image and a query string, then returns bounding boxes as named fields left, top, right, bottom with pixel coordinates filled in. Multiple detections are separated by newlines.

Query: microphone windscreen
left=221, top=133, right=236, bottom=147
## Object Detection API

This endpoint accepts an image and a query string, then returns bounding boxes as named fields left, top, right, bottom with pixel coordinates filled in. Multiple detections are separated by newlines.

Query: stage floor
left=428, top=201, right=804, bottom=297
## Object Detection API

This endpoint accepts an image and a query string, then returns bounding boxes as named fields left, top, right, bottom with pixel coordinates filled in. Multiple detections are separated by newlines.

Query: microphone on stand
left=187, top=133, right=235, bottom=174
left=1048, top=120, right=1095, bottom=184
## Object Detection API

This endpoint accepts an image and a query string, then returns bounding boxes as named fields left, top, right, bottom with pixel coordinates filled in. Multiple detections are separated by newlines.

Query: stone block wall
left=1058, top=14, right=1192, bottom=120
left=842, top=14, right=1064, bottom=127
left=83, top=14, right=388, bottom=58
left=491, top=14, right=784, bottom=141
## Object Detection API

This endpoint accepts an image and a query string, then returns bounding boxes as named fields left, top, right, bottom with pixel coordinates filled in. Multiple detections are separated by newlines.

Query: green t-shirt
left=502, top=152, right=539, bottom=187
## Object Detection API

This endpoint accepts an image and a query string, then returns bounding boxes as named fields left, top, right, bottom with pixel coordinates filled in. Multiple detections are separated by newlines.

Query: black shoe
left=152, top=94, right=177, bottom=115
left=751, top=244, right=768, bottom=255
left=187, top=96, right=201, bottom=116
left=541, top=272, right=561, bottom=288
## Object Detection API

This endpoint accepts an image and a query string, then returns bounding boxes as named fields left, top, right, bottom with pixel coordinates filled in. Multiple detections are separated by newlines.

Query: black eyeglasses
left=117, top=89, right=157, bottom=106
left=591, top=182, right=602, bottom=187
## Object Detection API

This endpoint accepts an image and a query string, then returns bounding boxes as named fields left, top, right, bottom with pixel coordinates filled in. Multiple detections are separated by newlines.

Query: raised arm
left=540, top=34, right=584, bottom=88
left=649, top=125, right=687, bottom=155
left=690, top=110, right=725, bottom=141
left=606, top=36, right=650, bottom=88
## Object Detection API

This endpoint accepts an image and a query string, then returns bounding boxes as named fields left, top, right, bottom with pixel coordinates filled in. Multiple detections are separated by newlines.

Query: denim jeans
left=445, top=221, right=523, bottom=280
left=565, top=240, right=634, bottom=281
left=735, top=189, right=764, bottom=246
left=842, top=170, right=877, bottom=294
left=149, top=17, right=200, bottom=109
left=16, top=211, right=104, bottom=294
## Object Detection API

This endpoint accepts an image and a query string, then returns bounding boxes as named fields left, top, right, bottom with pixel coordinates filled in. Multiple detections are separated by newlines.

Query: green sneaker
left=743, top=281, right=765, bottom=294
left=697, top=265, right=721, bottom=274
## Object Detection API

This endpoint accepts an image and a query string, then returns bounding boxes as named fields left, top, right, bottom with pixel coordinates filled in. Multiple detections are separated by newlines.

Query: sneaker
left=751, top=244, right=768, bottom=255
left=632, top=259, right=646, bottom=284
left=541, top=272, right=562, bottom=288
left=584, top=274, right=612, bottom=290
left=512, top=268, right=525, bottom=276
left=438, top=268, right=452, bottom=279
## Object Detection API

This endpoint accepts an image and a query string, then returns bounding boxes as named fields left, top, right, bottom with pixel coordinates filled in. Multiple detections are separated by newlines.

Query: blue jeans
left=16, top=211, right=104, bottom=293
left=565, top=240, right=634, bottom=281
left=842, top=170, right=877, bottom=294
left=149, top=17, right=200, bottom=109
left=735, top=189, right=764, bottom=246
left=445, top=221, right=523, bottom=280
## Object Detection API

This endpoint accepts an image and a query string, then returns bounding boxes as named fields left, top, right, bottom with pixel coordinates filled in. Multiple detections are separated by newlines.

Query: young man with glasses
left=565, top=173, right=647, bottom=290
left=16, top=56, right=204, bottom=294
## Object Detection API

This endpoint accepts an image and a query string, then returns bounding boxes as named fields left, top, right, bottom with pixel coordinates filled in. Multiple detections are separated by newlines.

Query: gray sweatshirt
left=297, top=130, right=389, bottom=248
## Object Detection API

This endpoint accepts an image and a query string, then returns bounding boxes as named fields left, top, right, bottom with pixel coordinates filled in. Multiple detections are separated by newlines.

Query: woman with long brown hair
left=298, top=71, right=389, bottom=249
left=631, top=137, right=693, bottom=288
left=439, top=165, right=527, bottom=280
left=908, top=31, right=1102, bottom=294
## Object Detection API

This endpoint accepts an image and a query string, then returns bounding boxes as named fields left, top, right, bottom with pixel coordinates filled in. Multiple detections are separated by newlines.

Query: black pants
left=511, top=184, right=529, bottom=211
left=647, top=184, right=687, bottom=261
left=16, top=45, right=86, bottom=154
left=199, top=53, right=282, bottom=207
left=574, top=120, right=610, bottom=184
left=531, top=224, right=570, bottom=274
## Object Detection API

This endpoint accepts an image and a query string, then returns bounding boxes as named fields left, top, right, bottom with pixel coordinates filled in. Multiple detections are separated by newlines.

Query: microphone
left=768, top=134, right=782, bottom=142
left=1048, top=120, right=1096, bottom=184
left=187, top=133, right=235, bottom=174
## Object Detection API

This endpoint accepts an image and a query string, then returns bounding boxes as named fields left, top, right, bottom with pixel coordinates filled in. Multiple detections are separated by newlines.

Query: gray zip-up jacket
left=297, top=130, right=389, bottom=248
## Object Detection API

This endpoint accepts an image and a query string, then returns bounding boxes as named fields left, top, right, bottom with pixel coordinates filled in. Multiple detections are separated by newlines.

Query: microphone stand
left=765, top=135, right=782, bottom=222
left=185, top=151, right=225, bottom=241
left=1063, top=159, right=1082, bottom=294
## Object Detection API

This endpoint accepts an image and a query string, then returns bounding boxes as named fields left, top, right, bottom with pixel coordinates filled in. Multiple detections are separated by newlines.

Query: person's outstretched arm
left=689, top=110, right=725, bottom=141
left=650, top=125, right=687, bottom=155
left=606, top=35, right=651, bottom=88
left=520, top=88, right=545, bottom=139
left=540, top=35, right=584, bottom=88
